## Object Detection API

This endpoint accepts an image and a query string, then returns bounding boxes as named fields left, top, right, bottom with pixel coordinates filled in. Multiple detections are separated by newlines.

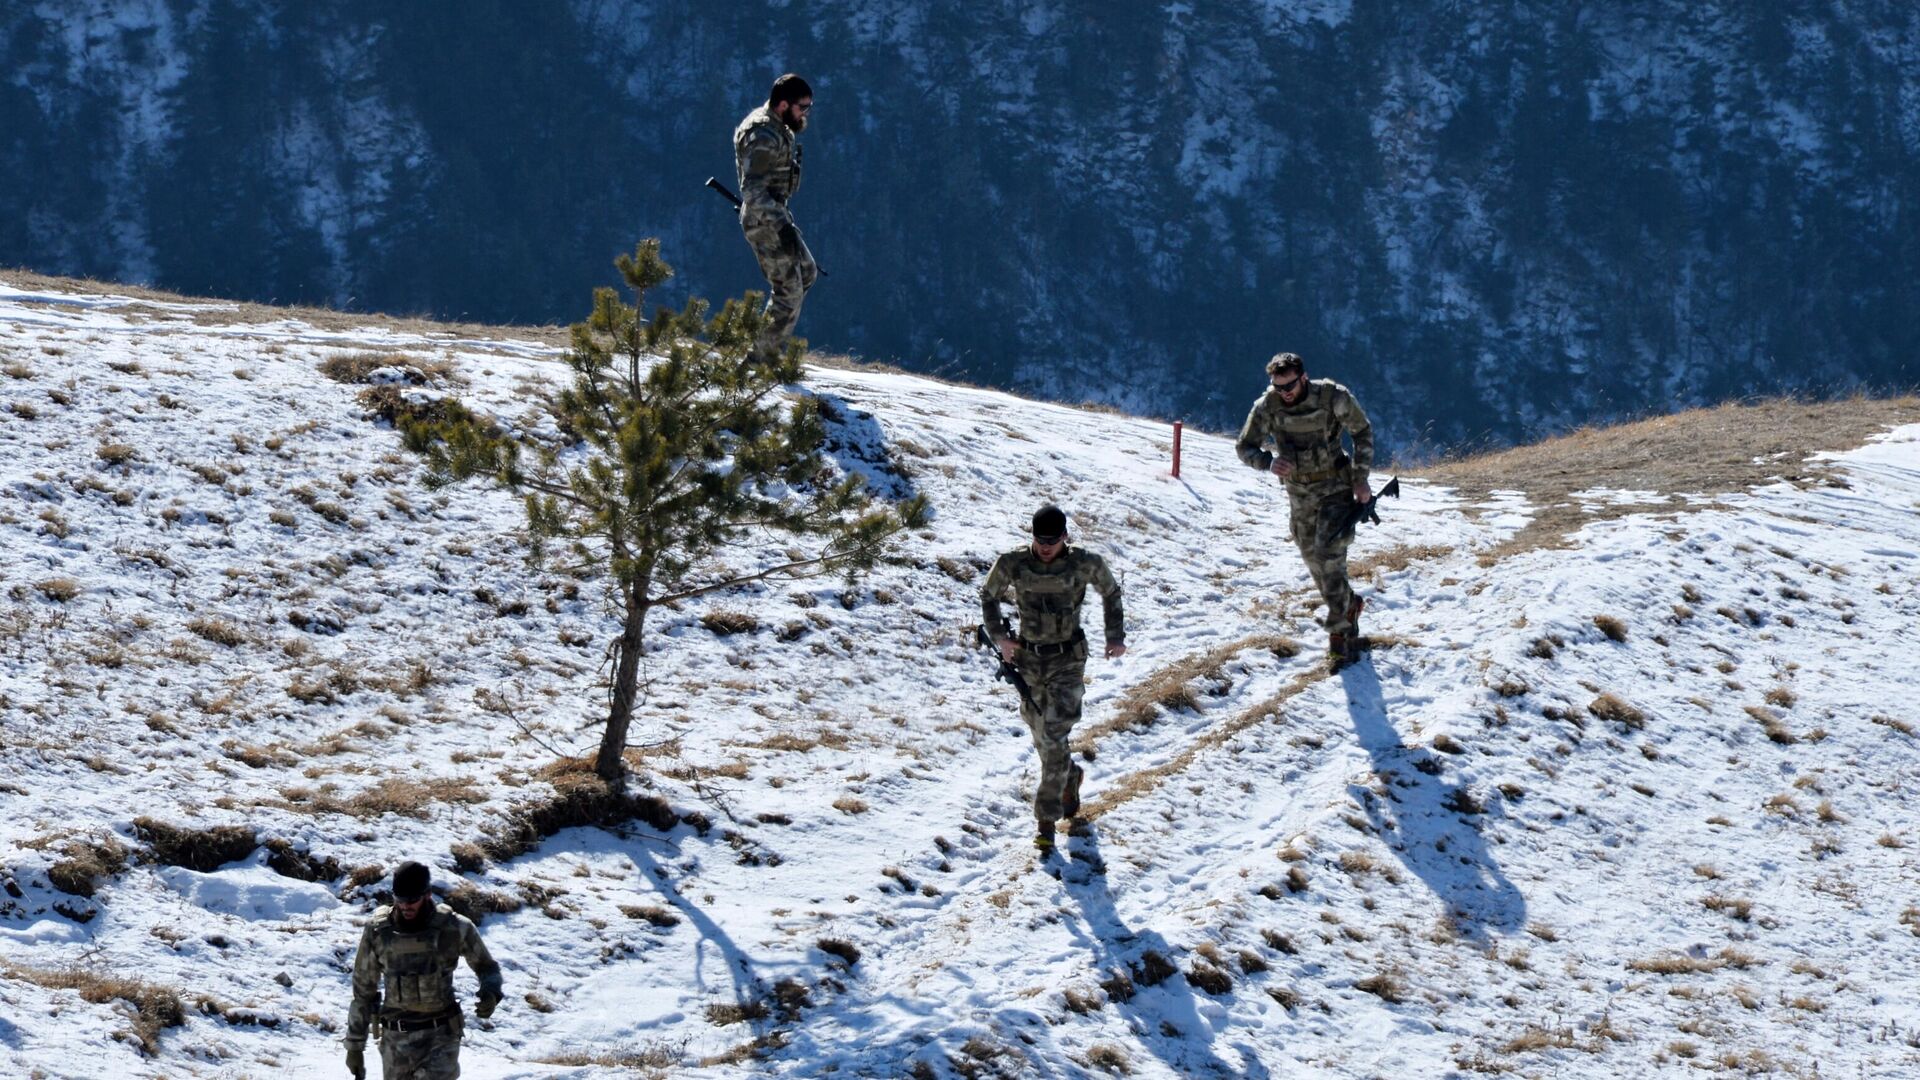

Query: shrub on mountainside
left=394, top=240, right=926, bottom=781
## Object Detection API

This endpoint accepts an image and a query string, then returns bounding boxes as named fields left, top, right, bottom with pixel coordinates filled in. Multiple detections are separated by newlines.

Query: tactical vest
left=983, top=547, right=1118, bottom=646
left=1261, top=381, right=1351, bottom=481
left=734, top=106, right=802, bottom=212
left=373, top=907, right=466, bottom=1015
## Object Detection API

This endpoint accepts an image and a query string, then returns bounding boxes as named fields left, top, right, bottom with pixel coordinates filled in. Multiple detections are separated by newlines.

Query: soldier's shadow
left=1338, top=660, right=1527, bottom=943
left=1062, top=829, right=1272, bottom=1079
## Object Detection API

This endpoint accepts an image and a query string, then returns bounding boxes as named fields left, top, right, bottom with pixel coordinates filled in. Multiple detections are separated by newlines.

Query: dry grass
left=35, top=577, right=82, bottom=602
left=1082, top=666, right=1317, bottom=820
left=131, top=818, right=258, bottom=871
left=1349, top=543, right=1454, bottom=580
left=319, top=351, right=456, bottom=384
left=1353, top=971, right=1408, bottom=1003
left=1588, top=693, right=1646, bottom=729
left=1085, top=634, right=1298, bottom=740
left=1417, top=395, right=1920, bottom=558
left=276, top=777, right=485, bottom=819
left=1, top=964, right=185, bottom=1055
left=1744, top=705, right=1798, bottom=745
left=46, top=834, right=129, bottom=896
left=186, top=616, right=250, bottom=647
left=701, top=610, right=760, bottom=635
left=1592, top=614, right=1628, bottom=642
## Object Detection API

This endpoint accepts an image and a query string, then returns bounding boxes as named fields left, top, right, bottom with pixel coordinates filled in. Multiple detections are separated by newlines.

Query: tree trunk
left=595, top=592, right=648, bottom=782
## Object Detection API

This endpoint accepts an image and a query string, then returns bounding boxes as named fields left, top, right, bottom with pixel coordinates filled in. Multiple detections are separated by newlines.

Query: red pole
left=1172, top=421, right=1183, bottom=479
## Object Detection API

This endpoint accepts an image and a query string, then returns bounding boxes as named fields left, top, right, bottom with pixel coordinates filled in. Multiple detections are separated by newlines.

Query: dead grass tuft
left=1588, top=693, right=1645, bottom=729
left=1, top=964, right=185, bottom=1055
left=131, top=818, right=258, bottom=872
left=480, top=772, right=678, bottom=864
left=1085, top=1044, right=1131, bottom=1075
left=277, top=777, right=485, bottom=820
left=1592, top=614, right=1628, bottom=642
left=35, top=577, right=82, bottom=602
left=701, top=610, right=760, bottom=635
left=320, top=351, right=455, bottom=384
left=1095, top=634, right=1296, bottom=736
left=705, top=998, right=771, bottom=1026
left=186, top=616, right=250, bottom=647
left=1353, top=971, right=1408, bottom=1003
left=816, top=938, right=861, bottom=966
left=46, top=834, right=129, bottom=896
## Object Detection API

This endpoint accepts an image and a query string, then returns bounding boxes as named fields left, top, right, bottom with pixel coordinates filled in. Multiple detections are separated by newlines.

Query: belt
left=1288, top=466, right=1342, bottom=485
left=1018, top=631, right=1085, bottom=656
left=381, top=1011, right=458, bottom=1033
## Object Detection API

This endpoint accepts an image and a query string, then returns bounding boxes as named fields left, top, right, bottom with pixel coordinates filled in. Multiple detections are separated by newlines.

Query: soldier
left=980, top=505, right=1127, bottom=854
left=344, top=861, right=503, bottom=1080
left=734, top=72, right=819, bottom=362
left=1235, top=351, right=1376, bottom=667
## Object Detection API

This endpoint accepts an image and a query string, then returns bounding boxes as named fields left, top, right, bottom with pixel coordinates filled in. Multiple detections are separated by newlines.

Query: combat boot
left=1328, top=631, right=1360, bottom=669
left=1061, top=764, right=1085, bottom=820
left=1034, top=821, right=1057, bottom=854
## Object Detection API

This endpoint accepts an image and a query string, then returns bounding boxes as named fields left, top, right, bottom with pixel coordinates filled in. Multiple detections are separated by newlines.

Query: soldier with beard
left=1235, top=351, right=1376, bottom=667
left=734, top=73, right=819, bottom=362
left=344, top=861, right=503, bottom=1079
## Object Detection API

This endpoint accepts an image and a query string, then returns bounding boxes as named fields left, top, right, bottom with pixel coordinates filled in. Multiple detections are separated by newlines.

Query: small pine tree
left=402, top=239, right=928, bottom=781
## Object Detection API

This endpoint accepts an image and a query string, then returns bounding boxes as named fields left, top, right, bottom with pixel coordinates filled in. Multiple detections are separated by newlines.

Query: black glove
left=345, top=1042, right=366, bottom=1080
left=475, top=990, right=502, bottom=1019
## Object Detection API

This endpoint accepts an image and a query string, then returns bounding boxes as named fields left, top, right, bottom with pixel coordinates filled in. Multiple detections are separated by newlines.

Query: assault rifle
left=974, top=620, right=1035, bottom=710
left=705, top=177, right=828, bottom=280
left=1330, top=475, right=1402, bottom=542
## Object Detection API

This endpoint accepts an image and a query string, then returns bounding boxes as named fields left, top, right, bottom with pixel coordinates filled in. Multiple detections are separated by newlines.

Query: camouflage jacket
left=980, top=545, right=1125, bottom=648
left=1235, top=378, right=1374, bottom=486
left=345, top=903, right=502, bottom=1045
left=734, top=104, right=802, bottom=221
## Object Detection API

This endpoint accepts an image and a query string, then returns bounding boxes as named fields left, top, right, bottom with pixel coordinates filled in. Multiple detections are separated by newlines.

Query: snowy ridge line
left=2, top=280, right=1919, bottom=1077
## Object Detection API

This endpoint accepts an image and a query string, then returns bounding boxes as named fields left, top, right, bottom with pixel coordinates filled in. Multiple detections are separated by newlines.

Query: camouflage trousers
left=377, top=1016, right=462, bottom=1079
left=741, top=209, right=818, bottom=360
left=1287, top=476, right=1359, bottom=636
left=1014, top=637, right=1088, bottom=823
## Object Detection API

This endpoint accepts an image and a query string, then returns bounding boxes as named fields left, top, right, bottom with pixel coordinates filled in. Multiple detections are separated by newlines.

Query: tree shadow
left=1061, top=828, right=1272, bottom=1079
left=813, top=391, right=921, bottom=504
left=1338, top=660, right=1527, bottom=943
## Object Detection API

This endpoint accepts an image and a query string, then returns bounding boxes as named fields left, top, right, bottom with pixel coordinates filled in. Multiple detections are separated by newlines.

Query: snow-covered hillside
left=2, top=277, right=1918, bottom=1078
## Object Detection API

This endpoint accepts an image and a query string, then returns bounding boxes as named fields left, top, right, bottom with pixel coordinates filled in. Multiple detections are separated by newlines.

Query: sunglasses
left=792, top=101, right=814, bottom=113
left=1272, top=370, right=1304, bottom=389
left=1034, top=533, right=1066, bottom=546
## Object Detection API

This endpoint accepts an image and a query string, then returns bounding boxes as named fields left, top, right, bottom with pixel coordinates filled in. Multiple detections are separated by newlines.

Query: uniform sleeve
left=345, top=923, right=381, bottom=1046
left=1334, top=387, right=1374, bottom=484
left=979, top=554, right=1015, bottom=640
left=460, top=918, right=504, bottom=997
left=1089, top=556, right=1125, bottom=645
left=1234, top=397, right=1274, bottom=471
left=736, top=125, right=793, bottom=219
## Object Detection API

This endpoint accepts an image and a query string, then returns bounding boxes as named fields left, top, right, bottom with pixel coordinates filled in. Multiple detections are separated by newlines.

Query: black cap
left=392, top=860, right=431, bottom=901
left=1031, top=505, right=1067, bottom=540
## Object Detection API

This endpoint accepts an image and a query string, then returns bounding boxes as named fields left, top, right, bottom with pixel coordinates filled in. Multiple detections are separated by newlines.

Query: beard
left=781, top=108, right=807, bottom=133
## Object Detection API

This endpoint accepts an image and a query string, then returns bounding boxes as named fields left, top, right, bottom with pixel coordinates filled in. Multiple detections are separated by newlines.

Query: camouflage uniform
left=346, top=903, right=502, bottom=1080
left=1235, top=378, right=1375, bottom=639
left=980, top=546, right=1125, bottom=824
left=734, top=103, right=818, bottom=360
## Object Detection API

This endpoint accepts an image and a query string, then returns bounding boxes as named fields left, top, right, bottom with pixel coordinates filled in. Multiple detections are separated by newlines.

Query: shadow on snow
left=1339, top=660, right=1527, bottom=943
